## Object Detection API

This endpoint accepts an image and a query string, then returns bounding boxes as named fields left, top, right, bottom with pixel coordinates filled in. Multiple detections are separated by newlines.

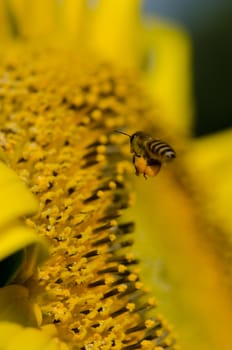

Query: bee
left=115, top=130, right=176, bottom=179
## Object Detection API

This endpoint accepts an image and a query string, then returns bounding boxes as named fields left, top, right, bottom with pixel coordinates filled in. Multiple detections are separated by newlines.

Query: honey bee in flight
left=115, top=130, right=176, bottom=179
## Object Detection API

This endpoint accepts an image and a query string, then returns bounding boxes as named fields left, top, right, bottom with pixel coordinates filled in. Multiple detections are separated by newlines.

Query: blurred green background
left=143, top=0, right=232, bottom=136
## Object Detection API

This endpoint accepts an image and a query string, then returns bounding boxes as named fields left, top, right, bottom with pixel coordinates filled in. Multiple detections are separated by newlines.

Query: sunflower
left=0, top=1, right=232, bottom=350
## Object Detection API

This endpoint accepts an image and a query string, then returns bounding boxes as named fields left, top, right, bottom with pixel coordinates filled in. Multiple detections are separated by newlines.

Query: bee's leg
left=147, top=159, right=162, bottom=176
left=143, top=173, right=148, bottom=180
left=133, top=155, right=140, bottom=176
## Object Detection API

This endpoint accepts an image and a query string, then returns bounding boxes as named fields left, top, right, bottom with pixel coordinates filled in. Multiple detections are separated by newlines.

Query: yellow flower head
left=0, top=1, right=232, bottom=350
left=0, top=46, right=177, bottom=350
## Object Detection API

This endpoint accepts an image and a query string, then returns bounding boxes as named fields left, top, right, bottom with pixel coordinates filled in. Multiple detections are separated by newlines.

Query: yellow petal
left=0, top=0, right=17, bottom=39
left=3, top=0, right=57, bottom=39
left=0, top=224, right=48, bottom=286
left=0, top=322, right=60, bottom=350
left=143, top=17, right=194, bottom=136
left=183, top=128, right=232, bottom=235
left=88, top=0, right=143, bottom=68
left=0, top=223, right=48, bottom=283
left=0, top=162, right=38, bottom=227
left=0, top=285, right=41, bottom=326
left=56, top=0, right=87, bottom=44
left=0, top=148, right=8, bottom=164
left=0, top=162, right=48, bottom=285
left=131, top=169, right=232, bottom=350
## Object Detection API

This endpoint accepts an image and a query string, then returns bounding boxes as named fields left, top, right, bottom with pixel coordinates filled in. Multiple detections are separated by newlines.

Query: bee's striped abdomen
left=147, top=140, right=176, bottom=161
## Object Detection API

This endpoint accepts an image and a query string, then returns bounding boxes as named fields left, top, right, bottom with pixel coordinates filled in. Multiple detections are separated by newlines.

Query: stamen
left=109, top=239, right=134, bottom=253
left=101, top=288, right=120, bottom=299
left=93, top=222, right=115, bottom=233
left=88, top=279, right=106, bottom=288
left=82, top=250, right=99, bottom=258
left=98, top=210, right=121, bottom=222
left=118, top=282, right=143, bottom=299
left=81, top=159, right=99, bottom=169
left=122, top=343, right=141, bottom=350
left=107, top=254, right=139, bottom=265
left=110, top=306, right=128, bottom=318
left=92, top=234, right=116, bottom=247
left=83, top=190, right=104, bottom=203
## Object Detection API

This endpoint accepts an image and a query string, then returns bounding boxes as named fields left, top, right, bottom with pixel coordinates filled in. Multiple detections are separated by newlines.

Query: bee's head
left=130, top=131, right=149, bottom=156
left=114, top=130, right=148, bottom=156
left=114, top=130, right=144, bottom=141
left=130, top=131, right=143, bottom=142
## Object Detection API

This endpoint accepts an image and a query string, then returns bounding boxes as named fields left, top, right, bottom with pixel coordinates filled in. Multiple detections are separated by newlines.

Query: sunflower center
left=0, top=47, right=176, bottom=350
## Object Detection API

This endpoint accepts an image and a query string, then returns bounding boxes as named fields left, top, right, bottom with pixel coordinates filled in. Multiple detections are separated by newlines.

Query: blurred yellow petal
left=56, top=0, right=87, bottom=43
left=183, top=128, right=232, bottom=235
left=0, top=161, right=48, bottom=285
left=143, top=18, right=194, bottom=136
left=88, top=0, right=144, bottom=68
left=0, top=224, right=48, bottom=284
left=131, top=128, right=232, bottom=350
left=0, top=285, right=41, bottom=326
left=0, top=161, right=38, bottom=226
left=0, top=148, right=8, bottom=163
left=0, top=0, right=18, bottom=39
left=3, top=0, right=57, bottom=39
left=0, top=322, right=62, bottom=350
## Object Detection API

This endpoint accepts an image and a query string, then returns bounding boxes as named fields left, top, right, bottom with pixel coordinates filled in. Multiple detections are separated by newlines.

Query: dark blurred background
left=143, top=0, right=232, bottom=136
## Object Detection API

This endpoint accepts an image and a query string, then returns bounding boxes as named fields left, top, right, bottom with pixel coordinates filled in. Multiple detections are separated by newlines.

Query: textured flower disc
left=0, top=47, right=177, bottom=350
